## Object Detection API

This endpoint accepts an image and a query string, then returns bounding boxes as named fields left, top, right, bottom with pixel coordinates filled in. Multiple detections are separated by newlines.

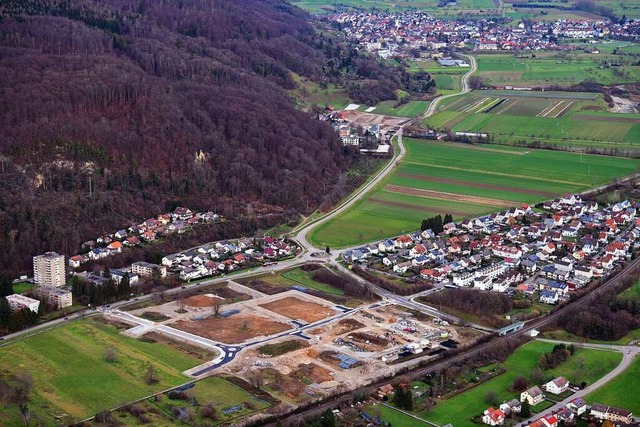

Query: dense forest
left=0, top=0, right=423, bottom=274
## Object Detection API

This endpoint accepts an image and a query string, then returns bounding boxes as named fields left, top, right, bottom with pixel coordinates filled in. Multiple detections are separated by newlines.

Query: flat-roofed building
left=34, top=286, right=72, bottom=309
left=33, top=252, right=66, bottom=287
left=131, top=261, right=166, bottom=277
left=6, top=294, right=40, bottom=313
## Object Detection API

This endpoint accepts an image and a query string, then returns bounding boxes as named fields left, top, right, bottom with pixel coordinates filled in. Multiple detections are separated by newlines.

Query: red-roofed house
left=482, top=407, right=506, bottom=426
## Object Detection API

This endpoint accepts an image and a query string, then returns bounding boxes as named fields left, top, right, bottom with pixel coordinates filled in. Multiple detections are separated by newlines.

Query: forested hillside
left=0, top=0, right=415, bottom=273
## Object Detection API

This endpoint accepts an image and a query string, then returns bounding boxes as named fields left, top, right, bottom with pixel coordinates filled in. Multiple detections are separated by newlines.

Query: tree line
left=352, top=265, right=433, bottom=296
left=421, top=214, right=453, bottom=234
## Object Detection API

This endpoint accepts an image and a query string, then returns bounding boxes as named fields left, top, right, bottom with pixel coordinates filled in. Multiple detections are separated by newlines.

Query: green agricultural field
left=0, top=318, right=208, bottom=425
left=293, top=0, right=499, bottom=15
left=371, top=100, right=430, bottom=118
left=310, top=189, right=492, bottom=247
left=475, top=53, right=640, bottom=87
left=427, top=91, right=640, bottom=152
left=586, top=356, right=640, bottom=414
left=418, top=341, right=621, bottom=426
left=308, top=138, right=640, bottom=248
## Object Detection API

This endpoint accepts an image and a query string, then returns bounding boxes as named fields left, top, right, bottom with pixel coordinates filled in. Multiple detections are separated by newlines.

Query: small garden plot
left=262, top=368, right=308, bottom=401
left=154, top=376, right=272, bottom=425
left=291, top=363, right=333, bottom=384
left=259, top=296, right=337, bottom=323
left=173, top=315, right=290, bottom=344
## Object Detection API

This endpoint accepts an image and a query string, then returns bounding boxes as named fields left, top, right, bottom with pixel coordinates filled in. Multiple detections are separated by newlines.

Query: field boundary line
left=403, top=161, right=584, bottom=186
left=478, top=97, right=502, bottom=113
left=460, top=97, right=487, bottom=113
left=542, top=100, right=565, bottom=118
left=536, top=100, right=561, bottom=117
left=553, top=101, right=573, bottom=118
left=385, top=184, right=520, bottom=207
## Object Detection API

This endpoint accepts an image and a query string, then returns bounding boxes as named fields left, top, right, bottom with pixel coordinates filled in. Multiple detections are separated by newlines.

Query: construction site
left=113, top=279, right=481, bottom=403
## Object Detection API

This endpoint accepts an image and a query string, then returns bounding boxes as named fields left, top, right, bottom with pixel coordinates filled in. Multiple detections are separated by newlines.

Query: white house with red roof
left=482, top=407, right=506, bottom=426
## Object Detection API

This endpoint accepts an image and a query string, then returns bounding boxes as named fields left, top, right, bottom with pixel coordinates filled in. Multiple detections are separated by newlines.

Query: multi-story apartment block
left=33, top=252, right=66, bottom=287
left=131, top=261, right=166, bottom=277
left=6, top=294, right=40, bottom=313
left=34, top=286, right=73, bottom=309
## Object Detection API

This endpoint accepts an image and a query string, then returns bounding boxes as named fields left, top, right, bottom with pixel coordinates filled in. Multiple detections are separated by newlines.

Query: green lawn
left=418, top=340, right=622, bottom=426
left=542, top=328, right=640, bottom=346
left=372, top=100, right=430, bottom=118
left=363, top=403, right=431, bottom=425
left=280, top=268, right=344, bottom=295
left=12, top=282, right=35, bottom=294
left=586, top=356, right=640, bottom=414
left=0, top=318, right=205, bottom=425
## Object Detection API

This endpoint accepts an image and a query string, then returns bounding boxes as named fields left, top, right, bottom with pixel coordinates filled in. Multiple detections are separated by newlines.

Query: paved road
left=520, top=339, right=640, bottom=424
left=293, top=125, right=408, bottom=253
left=421, top=53, right=477, bottom=119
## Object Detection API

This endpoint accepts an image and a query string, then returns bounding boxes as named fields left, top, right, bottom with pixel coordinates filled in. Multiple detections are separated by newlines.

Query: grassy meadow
left=586, top=356, right=640, bottom=414
left=0, top=318, right=206, bottom=425
left=475, top=53, right=640, bottom=87
left=308, top=138, right=640, bottom=248
left=419, top=341, right=622, bottom=426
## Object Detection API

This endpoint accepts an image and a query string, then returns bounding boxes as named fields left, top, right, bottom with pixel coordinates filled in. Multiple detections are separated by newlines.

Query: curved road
left=294, top=53, right=477, bottom=254
left=521, top=339, right=639, bottom=425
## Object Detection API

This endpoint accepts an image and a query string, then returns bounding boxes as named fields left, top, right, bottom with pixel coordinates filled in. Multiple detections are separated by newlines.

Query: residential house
left=566, top=397, right=587, bottom=415
left=499, top=399, right=521, bottom=415
left=590, top=403, right=634, bottom=424
left=482, top=407, right=506, bottom=426
left=555, top=408, right=574, bottom=423
left=520, top=386, right=545, bottom=405
left=543, top=377, right=568, bottom=395
left=540, top=414, right=558, bottom=427
left=393, top=261, right=412, bottom=274
left=540, top=290, right=559, bottom=304
left=68, top=255, right=87, bottom=268
left=377, top=384, right=394, bottom=399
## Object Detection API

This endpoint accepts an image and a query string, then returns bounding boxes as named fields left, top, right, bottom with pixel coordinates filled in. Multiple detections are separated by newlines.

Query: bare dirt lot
left=259, top=296, right=336, bottom=323
left=342, top=110, right=408, bottom=129
left=173, top=315, right=290, bottom=344
left=184, top=294, right=223, bottom=307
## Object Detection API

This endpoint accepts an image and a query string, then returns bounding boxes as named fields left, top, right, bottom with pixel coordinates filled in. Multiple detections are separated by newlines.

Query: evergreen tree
left=0, top=275, right=13, bottom=297
left=320, top=408, right=336, bottom=427
left=118, top=273, right=131, bottom=299
left=521, top=400, right=531, bottom=417
left=0, top=297, right=11, bottom=328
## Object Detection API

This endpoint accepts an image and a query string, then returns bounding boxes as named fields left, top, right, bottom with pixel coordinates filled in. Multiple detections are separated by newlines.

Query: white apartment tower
left=33, top=251, right=66, bottom=287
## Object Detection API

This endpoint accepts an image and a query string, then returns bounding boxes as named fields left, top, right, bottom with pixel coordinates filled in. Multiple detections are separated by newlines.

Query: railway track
left=268, top=255, right=640, bottom=426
